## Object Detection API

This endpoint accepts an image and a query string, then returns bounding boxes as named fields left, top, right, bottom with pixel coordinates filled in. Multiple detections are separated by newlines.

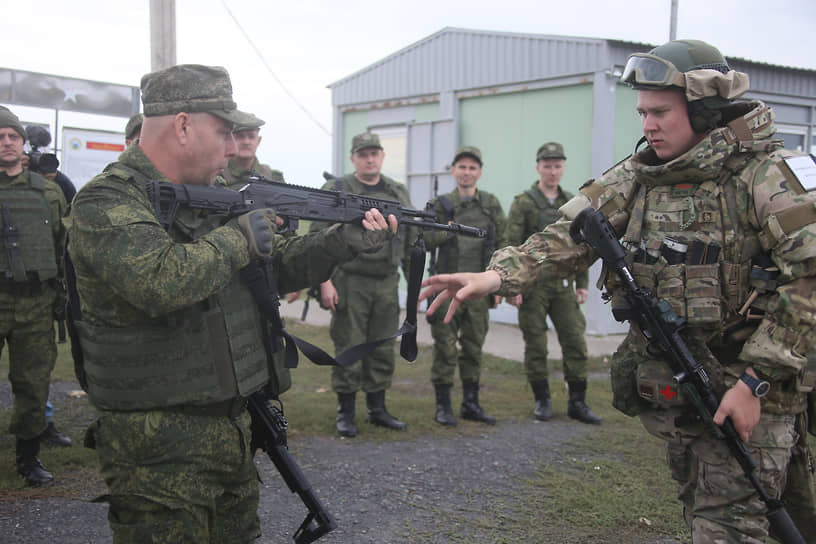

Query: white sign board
left=61, top=127, right=126, bottom=190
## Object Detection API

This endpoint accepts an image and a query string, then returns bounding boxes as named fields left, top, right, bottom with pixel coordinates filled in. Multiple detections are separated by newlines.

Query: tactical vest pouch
left=685, top=263, right=722, bottom=325
left=636, top=359, right=688, bottom=408
left=655, top=263, right=686, bottom=320
left=265, top=323, right=292, bottom=398
left=610, top=336, right=651, bottom=417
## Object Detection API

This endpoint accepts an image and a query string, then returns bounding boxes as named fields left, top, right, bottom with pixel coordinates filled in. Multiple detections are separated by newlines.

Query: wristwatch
left=739, top=372, right=770, bottom=398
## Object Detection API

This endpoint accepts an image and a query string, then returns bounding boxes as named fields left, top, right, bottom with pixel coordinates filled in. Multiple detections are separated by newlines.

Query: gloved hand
left=237, top=208, right=278, bottom=259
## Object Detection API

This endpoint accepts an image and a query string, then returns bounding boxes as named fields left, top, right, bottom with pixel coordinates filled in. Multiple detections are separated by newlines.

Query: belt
left=165, top=397, right=248, bottom=419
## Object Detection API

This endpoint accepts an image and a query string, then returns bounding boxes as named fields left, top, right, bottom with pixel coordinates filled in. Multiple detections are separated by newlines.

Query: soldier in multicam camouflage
left=505, top=142, right=600, bottom=425
left=66, top=64, right=396, bottom=542
left=0, top=105, right=68, bottom=487
left=421, top=39, right=816, bottom=543
left=221, top=112, right=286, bottom=186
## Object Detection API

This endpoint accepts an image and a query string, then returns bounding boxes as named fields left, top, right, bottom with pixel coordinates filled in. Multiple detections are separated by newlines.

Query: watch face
left=755, top=381, right=771, bottom=397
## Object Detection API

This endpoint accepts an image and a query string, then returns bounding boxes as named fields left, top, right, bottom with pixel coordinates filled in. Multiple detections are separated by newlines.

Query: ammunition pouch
left=636, top=359, right=688, bottom=408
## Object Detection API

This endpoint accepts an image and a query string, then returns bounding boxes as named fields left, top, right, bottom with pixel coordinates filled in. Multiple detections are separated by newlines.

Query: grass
left=2, top=319, right=812, bottom=542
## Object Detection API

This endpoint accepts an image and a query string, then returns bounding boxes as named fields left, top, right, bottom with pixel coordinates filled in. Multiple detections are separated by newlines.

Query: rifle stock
left=247, top=392, right=336, bottom=544
left=569, top=207, right=805, bottom=544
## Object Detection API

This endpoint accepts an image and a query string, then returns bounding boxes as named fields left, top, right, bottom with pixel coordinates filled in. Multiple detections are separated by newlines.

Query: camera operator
left=24, top=125, right=75, bottom=204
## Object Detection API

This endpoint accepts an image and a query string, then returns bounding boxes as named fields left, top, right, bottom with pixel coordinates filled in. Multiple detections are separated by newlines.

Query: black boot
left=365, top=390, right=407, bottom=431
left=460, top=381, right=496, bottom=425
left=531, top=380, right=552, bottom=421
left=336, top=393, right=358, bottom=437
left=16, top=438, right=54, bottom=487
left=433, top=383, right=457, bottom=427
left=40, top=422, right=72, bottom=447
left=567, top=380, right=602, bottom=425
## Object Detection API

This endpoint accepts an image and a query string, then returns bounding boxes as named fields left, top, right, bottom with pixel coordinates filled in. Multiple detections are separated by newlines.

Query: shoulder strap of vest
left=28, top=172, right=47, bottom=191
left=437, top=195, right=455, bottom=221
left=524, top=187, right=550, bottom=210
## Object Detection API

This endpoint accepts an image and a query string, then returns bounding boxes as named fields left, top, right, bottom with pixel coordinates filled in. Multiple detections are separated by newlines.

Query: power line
left=221, top=1, right=331, bottom=136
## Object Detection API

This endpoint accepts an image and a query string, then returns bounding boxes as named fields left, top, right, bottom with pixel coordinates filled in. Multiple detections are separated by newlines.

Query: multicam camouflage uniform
left=488, top=100, right=816, bottom=542
left=0, top=168, right=66, bottom=441
left=425, top=189, right=507, bottom=387
left=310, top=173, right=412, bottom=395
left=68, top=142, right=378, bottom=542
left=505, top=183, right=589, bottom=383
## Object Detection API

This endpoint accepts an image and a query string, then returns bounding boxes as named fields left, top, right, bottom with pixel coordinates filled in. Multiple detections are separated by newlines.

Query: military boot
left=567, top=380, right=602, bottom=425
left=16, top=438, right=54, bottom=487
left=433, top=383, right=457, bottom=427
left=336, top=393, right=358, bottom=437
left=365, top=390, right=407, bottom=431
left=40, top=422, right=72, bottom=447
left=530, top=380, right=552, bottom=421
left=460, top=380, right=496, bottom=425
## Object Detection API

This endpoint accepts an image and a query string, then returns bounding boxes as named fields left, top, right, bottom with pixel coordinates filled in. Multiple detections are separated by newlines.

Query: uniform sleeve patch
left=780, top=155, right=816, bottom=192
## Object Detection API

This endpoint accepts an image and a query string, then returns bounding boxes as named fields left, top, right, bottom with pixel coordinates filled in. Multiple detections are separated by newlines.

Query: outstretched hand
left=419, top=270, right=502, bottom=323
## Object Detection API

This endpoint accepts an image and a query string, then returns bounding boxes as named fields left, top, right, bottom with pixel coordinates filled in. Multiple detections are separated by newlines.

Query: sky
left=2, top=0, right=814, bottom=187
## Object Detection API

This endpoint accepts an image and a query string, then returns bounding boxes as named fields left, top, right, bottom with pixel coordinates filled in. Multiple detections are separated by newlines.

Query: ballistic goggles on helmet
left=620, top=54, right=686, bottom=88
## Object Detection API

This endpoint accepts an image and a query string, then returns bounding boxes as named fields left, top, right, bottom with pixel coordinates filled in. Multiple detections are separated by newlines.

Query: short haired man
left=424, top=146, right=507, bottom=427
left=0, top=105, right=68, bottom=486
left=67, top=65, right=395, bottom=541
left=505, top=142, right=600, bottom=424
left=420, top=39, right=816, bottom=541
left=124, top=113, right=143, bottom=147
left=311, top=132, right=413, bottom=437
left=222, top=114, right=285, bottom=185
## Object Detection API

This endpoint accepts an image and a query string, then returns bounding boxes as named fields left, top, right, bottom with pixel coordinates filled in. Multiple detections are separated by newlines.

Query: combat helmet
left=621, top=39, right=749, bottom=132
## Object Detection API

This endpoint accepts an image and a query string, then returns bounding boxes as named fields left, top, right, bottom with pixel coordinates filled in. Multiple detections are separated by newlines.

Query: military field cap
left=140, top=64, right=249, bottom=125
left=233, top=112, right=265, bottom=133
left=452, top=145, right=483, bottom=166
left=125, top=113, right=144, bottom=140
left=351, top=132, right=383, bottom=154
left=0, top=106, right=26, bottom=141
left=536, top=142, right=566, bottom=161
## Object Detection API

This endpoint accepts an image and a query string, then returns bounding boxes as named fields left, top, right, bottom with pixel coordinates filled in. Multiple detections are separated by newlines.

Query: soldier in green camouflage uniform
left=221, top=113, right=285, bottom=185
left=124, top=113, right=143, bottom=147
left=66, top=65, right=395, bottom=542
left=506, top=142, right=601, bottom=424
left=425, top=146, right=507, bottom=426
left=421, top=40, right=816, bottom=543
left=310, top=132, right=412, bottom=437
left=0, top=106, right=67, bottom=486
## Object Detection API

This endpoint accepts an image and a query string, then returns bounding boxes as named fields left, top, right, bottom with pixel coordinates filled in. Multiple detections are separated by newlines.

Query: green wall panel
left=459, top=84, right=593, bottom=211
left=614, top=84, right=643, bottom=163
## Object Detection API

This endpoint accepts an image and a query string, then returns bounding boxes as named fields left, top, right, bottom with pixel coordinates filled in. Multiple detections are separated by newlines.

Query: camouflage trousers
left=430, top=297, right=490, bottom=385
left=641, top=407, right=802, bottom=543
left=92, top=409, right=261, bottom=543
left=0, top=287, right=56, bottom=440
left=330, top=271, right=399, bottom=394
left=517, top=281, right=588, bottom=382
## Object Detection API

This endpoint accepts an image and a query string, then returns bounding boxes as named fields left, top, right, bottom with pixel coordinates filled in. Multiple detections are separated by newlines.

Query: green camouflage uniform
left=505, top=183, right=589, bottom=382
left=222, top=157, right=285, bottom=185
left=426, top=189, right=507, bottom=385
left=67, top=143, right=375, bottom=542
left=310, top=173, right=413, bottom=394
left=0, top=169, right=67, bottom=440
left=488, top=101, right=816, bottom=542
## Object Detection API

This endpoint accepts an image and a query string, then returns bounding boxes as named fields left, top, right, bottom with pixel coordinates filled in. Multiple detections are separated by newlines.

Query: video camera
left=25, top=125, right=60, bottom=175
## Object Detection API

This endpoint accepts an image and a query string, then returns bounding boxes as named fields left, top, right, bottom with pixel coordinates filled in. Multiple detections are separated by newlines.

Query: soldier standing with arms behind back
left=310, top=131, right=412, bottom=438
left=66, top=65, right=396, bottom=542
left=505, top=142, right=600, bottom=424
left=0, top=106, right=67, bottom=486
left=425, top=146, right=507, bottom=427
left=421, top=39, right=816, bottom=543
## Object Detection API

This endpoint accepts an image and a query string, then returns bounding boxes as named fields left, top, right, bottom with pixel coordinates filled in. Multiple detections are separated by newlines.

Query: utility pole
left=670, top=0, right=679, bottom=40
left=150, top=0, right=177, bottom=71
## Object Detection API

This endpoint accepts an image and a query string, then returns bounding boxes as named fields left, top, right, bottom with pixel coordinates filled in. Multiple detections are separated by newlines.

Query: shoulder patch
left=777, top=154, right=816, bottom=194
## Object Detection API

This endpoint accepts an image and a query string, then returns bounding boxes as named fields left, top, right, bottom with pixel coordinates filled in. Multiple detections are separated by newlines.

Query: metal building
left=328, top=27, right=816, bottom=333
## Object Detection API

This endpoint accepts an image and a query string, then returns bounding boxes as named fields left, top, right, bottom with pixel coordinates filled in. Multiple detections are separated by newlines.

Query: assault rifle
left=143, top=176, right=487, bottom=238
left=247, top=392, right=335, bottom=544
left=568, top=207, right=805, bottom=544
